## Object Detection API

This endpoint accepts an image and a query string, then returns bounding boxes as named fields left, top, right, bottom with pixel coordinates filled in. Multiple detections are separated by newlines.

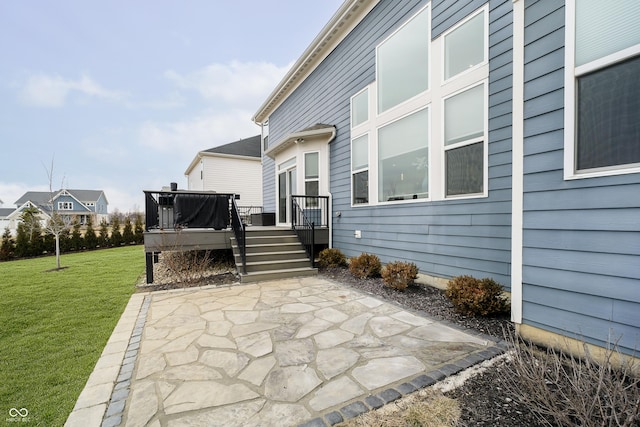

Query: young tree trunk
left=55, top=234, right=61, bottom=270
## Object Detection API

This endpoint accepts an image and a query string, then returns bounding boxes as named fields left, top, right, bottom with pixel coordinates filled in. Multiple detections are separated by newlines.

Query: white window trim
left=350, top=87, right=370, bottom=130
left=350, top=133, right=370, bottom=206
left=564, top=0, right=640, bottom=180
left=376, top=106, right=432, bottom=205
left=441, top=80, right=489, bottom=199
left=304, top=151, right=320, bottom=189
left=441, top=5, right=489, bottom=85
left=375, top=3, right=431, bottom=115
left=349, top=4, right=489, bottom=206
left=58, top=201, right=73, bottom=210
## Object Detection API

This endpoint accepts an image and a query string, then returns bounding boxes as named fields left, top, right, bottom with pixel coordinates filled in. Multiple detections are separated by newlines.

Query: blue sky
left=0, top=1, right=343, bottom=212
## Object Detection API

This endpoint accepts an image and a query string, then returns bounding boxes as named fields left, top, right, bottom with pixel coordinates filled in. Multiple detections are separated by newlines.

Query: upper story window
left=350, top=5, right=487, bottom=206
left=444, top=9, right=486, bottom=80
left=377, top=6, right=430, bottom=113
left=565, top=0, right=640, bottom=177
left=58, top=201, right=73, bottom=210
left=86, top=202, right=95, bottom=207
left=351, top=88, right=369, bottom=127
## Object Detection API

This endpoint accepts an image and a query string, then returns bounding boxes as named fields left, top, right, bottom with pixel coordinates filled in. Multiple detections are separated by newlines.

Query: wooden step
left=230, top=227, right=317, bottom=281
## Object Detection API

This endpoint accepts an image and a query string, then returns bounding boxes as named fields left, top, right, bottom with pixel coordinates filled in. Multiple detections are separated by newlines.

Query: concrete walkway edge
left=65, top=292, right=150, bottom=427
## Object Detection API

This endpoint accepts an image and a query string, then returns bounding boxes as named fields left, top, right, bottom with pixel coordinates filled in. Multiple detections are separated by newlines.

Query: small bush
left=349, top=253, right=381, bottom=279
left=381, top=261, right=419, bottom=290
left=317, top=248, right=347, bottom=268
left=445, top=275, right=509, bottom=316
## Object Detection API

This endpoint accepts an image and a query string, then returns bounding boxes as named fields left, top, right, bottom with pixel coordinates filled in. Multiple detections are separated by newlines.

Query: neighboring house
left=0, top=207, right=14, bottom=233
left=185, top=135, right=263, bottom=207
left=253, top=0, right=640, bottom=358
left=3, top=189, right=109, bottom=235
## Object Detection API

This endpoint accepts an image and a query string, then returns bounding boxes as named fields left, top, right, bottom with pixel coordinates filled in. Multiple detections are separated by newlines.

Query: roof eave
left=252, top=0, right=379, bottom=124
left=265, top=126, right=336, bottom=159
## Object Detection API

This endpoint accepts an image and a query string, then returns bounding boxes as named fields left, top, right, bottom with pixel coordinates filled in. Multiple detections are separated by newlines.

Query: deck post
left=145, top=252, right=154, bottom=283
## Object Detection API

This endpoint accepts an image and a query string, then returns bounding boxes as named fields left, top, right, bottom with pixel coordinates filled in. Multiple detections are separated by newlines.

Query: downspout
left=326, top=126, right=337, bottom=249
left=511, top=0, right=524, bottom=324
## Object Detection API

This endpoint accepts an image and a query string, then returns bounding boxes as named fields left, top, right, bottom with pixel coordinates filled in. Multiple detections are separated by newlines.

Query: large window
left=58, top=201, right=73, bottom=210
left=351, top=134, right=369, bottom=204
left=350, top=5, right=487, bottom=205
left=377, top=6, right=430, bottom=113
left=378, top=109, right=429, bottom=202
left=566, top=0, right=640, bottom=176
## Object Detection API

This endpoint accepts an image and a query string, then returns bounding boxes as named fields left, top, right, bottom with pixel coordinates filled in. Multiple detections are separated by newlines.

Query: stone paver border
left=64, top=293, right=150, bottom=427
left=297, top=344, right=507, bottom=426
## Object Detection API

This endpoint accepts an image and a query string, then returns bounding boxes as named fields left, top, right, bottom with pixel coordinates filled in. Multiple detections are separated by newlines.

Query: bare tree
left=43, top=158, right=72, bottom=270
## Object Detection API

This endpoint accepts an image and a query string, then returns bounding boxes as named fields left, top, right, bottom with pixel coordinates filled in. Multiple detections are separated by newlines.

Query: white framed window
left=443, top=8, right=487, bottom=81
left=377, top=5, right=430, bottom=113
left=443, top=82, right=486, bottom=196
left=565, top=0, right=640, bottom=178
left=86, top=202, right=95, bottom=207
left=351, top=134, right=369, bottom=205
left=349, top=5, right=488, bottom=206
left=378, top=108, right=429, bottom=202
left=304, top=152, right=319, bottom=200
left=58, top=201, right=73, bottom=210
left=351, top=88, right=369, bottom=128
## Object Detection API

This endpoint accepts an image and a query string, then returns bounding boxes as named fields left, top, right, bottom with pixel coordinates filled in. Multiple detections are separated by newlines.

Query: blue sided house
left=253, top=0, right=640, bottom=358
left=7, top=189, right=109, bottom=233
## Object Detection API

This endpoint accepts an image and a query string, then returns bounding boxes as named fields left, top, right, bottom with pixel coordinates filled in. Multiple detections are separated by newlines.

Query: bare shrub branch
left=498, top=331, right=640, bottom=427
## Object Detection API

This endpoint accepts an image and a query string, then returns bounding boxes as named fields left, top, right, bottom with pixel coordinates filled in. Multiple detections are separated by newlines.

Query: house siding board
left=262, top=157, right=275, bottom=212
left=432, top=0, right=485, bottom=38
left=525, top=308, right=638, bottom=356
left=521, top=0, right=640, bottom=356
left=265, top=0, right=513, bottom=289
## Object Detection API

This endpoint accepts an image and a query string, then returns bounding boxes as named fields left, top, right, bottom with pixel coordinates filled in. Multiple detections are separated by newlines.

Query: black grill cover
left=173, top=194, right=229, bottom=230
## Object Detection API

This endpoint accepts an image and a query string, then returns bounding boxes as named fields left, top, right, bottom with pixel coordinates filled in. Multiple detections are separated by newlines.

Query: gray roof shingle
left=203, top=135, right=261, bottom=158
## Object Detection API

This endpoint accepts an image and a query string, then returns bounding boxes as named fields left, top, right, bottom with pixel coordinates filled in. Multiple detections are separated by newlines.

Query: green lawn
left=0, top=246, right=145, bottom=426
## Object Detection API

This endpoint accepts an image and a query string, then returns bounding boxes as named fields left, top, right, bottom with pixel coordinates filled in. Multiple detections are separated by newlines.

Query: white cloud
left=0, top=182, right=49, bottom=208
left=138, top=109, right=259, bottom=153
left=19, top=74, right=127, bottom=107
left=165, top=60, right=292, bottom=108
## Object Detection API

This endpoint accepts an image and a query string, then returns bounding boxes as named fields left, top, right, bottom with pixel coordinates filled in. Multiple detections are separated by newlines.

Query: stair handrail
left=230, top=196, right=247, bottom=274
left=291, top=196, right=316, bottom=267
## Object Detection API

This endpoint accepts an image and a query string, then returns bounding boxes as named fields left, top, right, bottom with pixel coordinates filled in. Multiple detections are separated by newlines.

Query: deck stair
left=231, top=227, right=317, bottom=283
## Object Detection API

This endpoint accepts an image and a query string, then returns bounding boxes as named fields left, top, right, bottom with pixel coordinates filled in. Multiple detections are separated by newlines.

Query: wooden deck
left=143, top=226, right=329, bottom=283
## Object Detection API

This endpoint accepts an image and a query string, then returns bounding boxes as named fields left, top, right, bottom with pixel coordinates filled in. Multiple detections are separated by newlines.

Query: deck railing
left=291, top=195, right=329, bottom=266
left=230, top=197, right=247, bottom=274
left=143, top=189, right=249, bottom=274
left=143, top=190, right=260, bottom=231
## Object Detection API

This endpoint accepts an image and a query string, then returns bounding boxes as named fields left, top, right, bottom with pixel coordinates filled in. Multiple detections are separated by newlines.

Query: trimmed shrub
left=349, top=253, right=381, bottom=278
left=445, top=275, right=510, bottom=316
left=317, top=248, right=347, bottom=268
left=381, top=261, right=419, bottom=290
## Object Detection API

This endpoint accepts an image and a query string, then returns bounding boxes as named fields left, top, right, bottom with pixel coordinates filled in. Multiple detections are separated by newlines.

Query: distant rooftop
left=203, top=135, right=261, bottom=158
